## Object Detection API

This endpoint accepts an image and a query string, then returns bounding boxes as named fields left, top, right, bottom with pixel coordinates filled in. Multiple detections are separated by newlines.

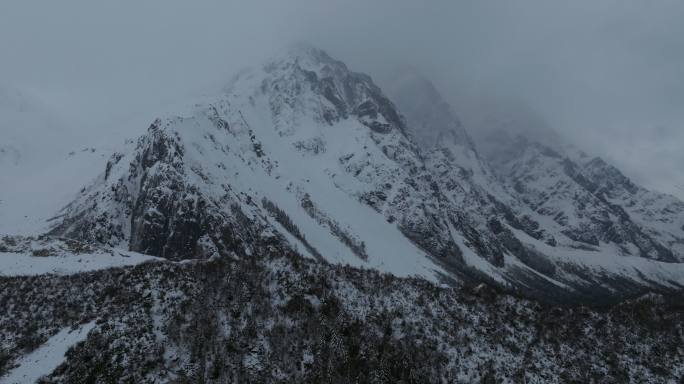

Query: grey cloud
left=1, top=0, right=682, bottom=197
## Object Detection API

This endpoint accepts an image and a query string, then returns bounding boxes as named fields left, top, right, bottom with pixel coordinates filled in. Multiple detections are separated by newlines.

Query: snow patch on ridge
left=0, top=321, right=96, bottom=384
left=0, top=250, right=160, bottom=277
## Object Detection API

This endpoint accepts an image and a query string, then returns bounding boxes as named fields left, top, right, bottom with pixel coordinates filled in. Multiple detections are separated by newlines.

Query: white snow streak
left=0, top=321, right=96, bottom=384
left=0, top=251, right=160, bottom=277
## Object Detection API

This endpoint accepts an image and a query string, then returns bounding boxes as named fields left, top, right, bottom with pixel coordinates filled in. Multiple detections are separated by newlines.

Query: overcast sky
left=1, top=0, right=683, bottom=198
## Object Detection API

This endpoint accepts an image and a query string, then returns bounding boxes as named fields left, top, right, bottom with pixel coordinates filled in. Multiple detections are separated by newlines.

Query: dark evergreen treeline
left=0, top=243, right=683, bottom=383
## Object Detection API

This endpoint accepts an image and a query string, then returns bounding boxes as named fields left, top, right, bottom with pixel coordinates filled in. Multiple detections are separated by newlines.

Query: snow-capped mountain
left=3, top=44, right=684, bottom=383
left=386, top=68, right=684, bottom=300
left=477, top=117, right=684, bottom=264
left=45, top=45, right=684, bottom=303
left=49, top=45, right=451, bottom=280
left=580, top=155, right=684, bottom=260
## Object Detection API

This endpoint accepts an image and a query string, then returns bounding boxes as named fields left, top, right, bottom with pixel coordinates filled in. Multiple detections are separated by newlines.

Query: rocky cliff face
left=581, top=156, right=684, bottom=259
left=385, top=70, right=684, bottom=299
left=479, top=129, right=683, bottom=263
left=51, top=119, right=266, bottom=261
left=386, top=69, right=558, bottom=269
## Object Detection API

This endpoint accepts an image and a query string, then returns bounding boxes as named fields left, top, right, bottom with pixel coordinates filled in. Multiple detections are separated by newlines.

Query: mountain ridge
left=39, top=45, right=684, bottom=304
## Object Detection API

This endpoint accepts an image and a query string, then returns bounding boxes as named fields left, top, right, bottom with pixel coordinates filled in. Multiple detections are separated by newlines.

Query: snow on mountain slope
left=49, top=45, right=452, bottom=281
left=473, top=102, right=684, bottom=266
left=386, top=71, right=684, bottom=299
left=385, top=69, right=559, bottom=264
left=384, top=68, right=502, bottom=206
left=580, top=156, right=684, bottom=260
left=44, top=45, right=684, bottom=301
left=3, top=247, right=683, bottom=383
left=0, top=321, right=96, bottom=384
left=0, top=236, right=160, bottom=277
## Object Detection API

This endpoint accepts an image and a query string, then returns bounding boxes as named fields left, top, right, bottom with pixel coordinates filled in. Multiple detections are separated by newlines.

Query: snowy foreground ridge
left=1, top=44, right=683, bottom=382
left=0, top=249, right=159, bottom=278
left=0, top=236, right=160, bottom=277
left=2, top=249, right=684, bottom=382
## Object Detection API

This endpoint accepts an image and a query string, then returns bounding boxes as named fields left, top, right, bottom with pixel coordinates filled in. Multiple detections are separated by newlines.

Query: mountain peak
left=263, top=42, right=349, bottom=78
left=284, top=42, right=334, bottom=62
left=229, top=43, right=407, bottom=137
